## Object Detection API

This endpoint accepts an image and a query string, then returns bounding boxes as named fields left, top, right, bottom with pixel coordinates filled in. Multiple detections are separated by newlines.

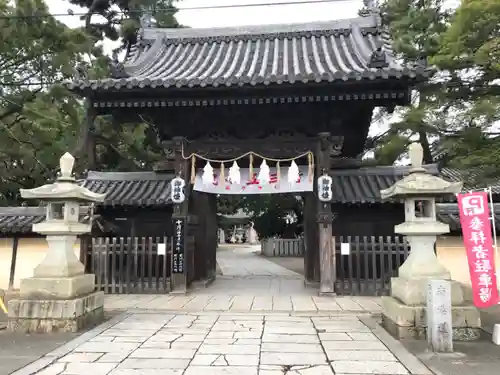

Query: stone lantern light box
left=20, top=153, right=105, bottom=235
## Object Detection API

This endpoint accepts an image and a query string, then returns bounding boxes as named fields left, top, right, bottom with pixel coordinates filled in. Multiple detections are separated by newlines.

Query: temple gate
left=64, top=6, right=431, bottom=294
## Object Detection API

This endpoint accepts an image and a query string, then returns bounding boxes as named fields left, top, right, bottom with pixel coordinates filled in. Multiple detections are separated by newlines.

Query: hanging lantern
left=228, top=161, right=241, bottom=184
left=317, top=173, right=333, bottom=202
left=258, top=159, right=270, bottom=184
left=202, top=162, right=214, bottom=185
left=287, top=160, right=300, bottom=184
left=170, top=176, right=186, bottom=204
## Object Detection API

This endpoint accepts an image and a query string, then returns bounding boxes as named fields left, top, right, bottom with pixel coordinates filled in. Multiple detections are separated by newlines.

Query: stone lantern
left=8, top=153, right=106, bottom=333
left=380, top=143, right=481, bottom=340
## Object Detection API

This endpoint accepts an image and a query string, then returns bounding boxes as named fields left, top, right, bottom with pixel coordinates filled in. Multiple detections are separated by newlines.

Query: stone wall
left=436, top=236, right=500, bottom=289
left=0, top=237, right=81, bottom=290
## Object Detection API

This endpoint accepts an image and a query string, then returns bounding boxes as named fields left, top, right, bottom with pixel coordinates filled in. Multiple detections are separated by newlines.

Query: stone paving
left=8, top=246, right=431, bottom=375
left=104, top=294, right=383, bottom=314
left=216, top=245, right=301, bottom=277
left=104, top=245, right=382, bottom=314
left=33, top=312, right=415, bottom=375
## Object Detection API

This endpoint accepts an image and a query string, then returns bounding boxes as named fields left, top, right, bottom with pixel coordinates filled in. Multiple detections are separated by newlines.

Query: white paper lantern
left=228, top=161, right=241, bottom=184
left=170, top=176, right=186, bottom=204
left=202, top=162, right=214, bottom=185
left=258, top=159, right=270, bottom=184
left=318, top=174, right=333, bottom=202
left=287, top=160, right=300, bottom=184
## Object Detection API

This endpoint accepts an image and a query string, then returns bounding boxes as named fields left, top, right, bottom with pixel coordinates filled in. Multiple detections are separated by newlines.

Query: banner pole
left=486, top=187, right=499, bottom=304
left=487, top=187, right=497, bottom=248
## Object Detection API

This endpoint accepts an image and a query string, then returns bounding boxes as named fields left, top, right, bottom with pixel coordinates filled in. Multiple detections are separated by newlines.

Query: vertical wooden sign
left=173, top=217, right=186, bottom=274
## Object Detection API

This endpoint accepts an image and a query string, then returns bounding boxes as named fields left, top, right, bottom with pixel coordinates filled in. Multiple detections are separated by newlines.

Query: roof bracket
left=369, top=47, right=389, bottom=69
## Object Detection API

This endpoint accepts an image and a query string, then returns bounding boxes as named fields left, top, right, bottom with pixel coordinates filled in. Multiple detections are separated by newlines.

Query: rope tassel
left=219, top=162, right=225, bottom=185
left=308, top=152, right=314, bottom=182
left=249, top=154, right=254, bottom=180
left=190, top=155, right=196, bottom=184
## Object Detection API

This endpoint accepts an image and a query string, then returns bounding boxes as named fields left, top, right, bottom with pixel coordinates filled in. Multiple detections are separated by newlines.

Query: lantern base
left=7, top=291, right=104, bottom=333
left=381, top=295, right=482, bottom=341
left=391, top=277, right=467, bottom=305
left=19, top=273, right=95, bottom=300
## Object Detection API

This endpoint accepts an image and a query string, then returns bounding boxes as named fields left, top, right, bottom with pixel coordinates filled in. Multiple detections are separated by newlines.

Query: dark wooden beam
left=171, top=136, right=190, bottom=294
left=317, top=132, right=335, bottom=296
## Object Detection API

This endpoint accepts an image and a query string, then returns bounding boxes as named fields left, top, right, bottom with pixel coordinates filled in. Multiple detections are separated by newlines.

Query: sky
left=48, top=0, right=362, bottom=29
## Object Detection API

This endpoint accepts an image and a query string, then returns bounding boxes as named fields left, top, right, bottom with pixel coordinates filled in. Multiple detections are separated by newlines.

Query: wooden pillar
left=317, top=132, right=335, bottom=295
left=171, top=136, right=190, bottom=293
left=8, top=237, right=19, bottom=290
left=192, top=191, right=211, bottom=281
left=206, top=194, right=218, bottom=281
left=303, top=192, right=319, bottom=284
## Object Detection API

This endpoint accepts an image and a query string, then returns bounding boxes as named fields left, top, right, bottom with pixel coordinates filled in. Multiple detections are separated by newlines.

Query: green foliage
left=217, top=194, right=304, bottom=238
left=242, top=195, right=303, bottom=239
left=0, top=0, right=180, bottom=205
left=369, top=0, right=500, bottom=181
left=67, top=0, right=181, bottom=45
left=0, top=0, right=98, bottom=204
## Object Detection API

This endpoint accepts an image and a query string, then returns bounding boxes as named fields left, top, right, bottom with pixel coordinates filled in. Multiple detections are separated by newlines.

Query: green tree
left=0, top=0, right=101, bottom=204
left=66, top=0, right=183, bottom=171
left=367, top=0, right=451, bottom=164
left=67, top=0, right=181, bottom=46
left=369, top=0, right=500, bottom=183
left=431, top=0, right=500, bottom=181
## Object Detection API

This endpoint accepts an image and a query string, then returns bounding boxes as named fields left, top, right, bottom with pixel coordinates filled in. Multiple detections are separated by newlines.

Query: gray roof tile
left=330, top=164, right=439, bottom=203
left=0, top=207, right=45, bottom=233
left=0, top=206, right=95, bottom=234
left=82, top=171, right=174, bottom=207
left=437, top=203, right=500, bottom=231
left=439, top=168, right=500, bottom=195
left=66, top=14, right=431, bottom=92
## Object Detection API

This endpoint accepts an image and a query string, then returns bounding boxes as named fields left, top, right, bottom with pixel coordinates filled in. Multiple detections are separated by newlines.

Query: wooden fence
left=259, top=235, right=410, bottom=296
left=261, top=238, right=304, bottom=257
left=87, top=236, right=173, bottom=294
left=334, top=235, right=410, bottom=296
left=83, top=235, right=409, bottom=296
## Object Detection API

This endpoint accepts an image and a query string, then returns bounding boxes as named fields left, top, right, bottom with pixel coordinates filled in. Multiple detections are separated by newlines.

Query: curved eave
left=66, top=68, right=432, bottom=96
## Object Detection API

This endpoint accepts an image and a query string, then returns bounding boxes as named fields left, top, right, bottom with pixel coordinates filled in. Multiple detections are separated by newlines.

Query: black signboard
left=172, top=217, right=185, bottom=274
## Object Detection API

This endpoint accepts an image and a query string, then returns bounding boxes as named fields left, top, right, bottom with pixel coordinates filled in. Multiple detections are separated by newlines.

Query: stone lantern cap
left=20, top=153, right=106, bottom=203
left=380, top=143, right=463, bottom=200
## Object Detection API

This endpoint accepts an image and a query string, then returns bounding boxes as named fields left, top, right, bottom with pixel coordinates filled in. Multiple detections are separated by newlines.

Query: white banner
left=193, top=166, right=313, bottom=194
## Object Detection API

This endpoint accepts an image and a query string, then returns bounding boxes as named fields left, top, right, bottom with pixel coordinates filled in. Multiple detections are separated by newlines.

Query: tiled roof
left=0, top=206, right=102, bottom=234
left=330, top=164, right=440, bottom=203
left=0, top=207, right=46, bottom=233
left=436, top=203, right=500, bottom=231
left=66, top=13, right=431, bottom=92
left=82, top=171, right=174, bottom=207
left=439, top=168, right=500, bottom=195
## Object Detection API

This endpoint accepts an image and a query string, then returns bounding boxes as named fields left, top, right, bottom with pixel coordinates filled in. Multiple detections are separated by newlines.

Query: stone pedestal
left=8, top=249, right=103, bottom=333
left=20, top=274, right=95, bottom=300
left=7, top=291, right=104, bottom=333
left=7, top=233, right=104, bottom=333
left=382, top=277, right=482, bottom=341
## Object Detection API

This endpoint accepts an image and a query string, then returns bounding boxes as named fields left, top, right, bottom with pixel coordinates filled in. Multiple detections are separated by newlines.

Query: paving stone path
left=215, top=245, right=301, bottom=278
left=34, top=312, right=413, bottom=375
